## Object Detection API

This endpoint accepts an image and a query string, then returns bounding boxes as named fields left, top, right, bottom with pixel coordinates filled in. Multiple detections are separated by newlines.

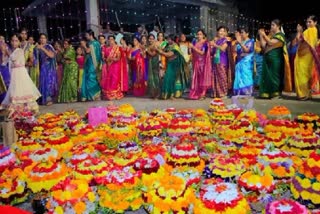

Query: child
left=1, top=33, right=41, bottom=118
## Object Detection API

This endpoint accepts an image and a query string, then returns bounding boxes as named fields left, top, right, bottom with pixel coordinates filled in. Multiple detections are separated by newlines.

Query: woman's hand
left=236, top=35, right=242, bottom=44
left=297, top=24, right=303, bottom=33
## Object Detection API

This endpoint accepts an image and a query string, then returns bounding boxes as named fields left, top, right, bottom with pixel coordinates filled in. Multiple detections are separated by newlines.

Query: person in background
left=179, top=33, right=191, bottom=87
left=259, top=19, right=287, bottom=99
left=295, top=15, right=320, bottom=100
left=119, top=37, right=129, bottom=93
left=76, top=45, right=85, bottom=98
left=58, top=39, right=78, bottom=103
left=189, top=29, right=212, bottom=100
left=0, top=35, right=10, bottom=103
left=134, top=25, right=143, bottom=40
left=254, top=33, right=264, bottom=89
left=150, top=25, right=160, bottom=40
left=1, top=33, right=41, bottom=118
left=53, top=40, right=64, bottom=92
left=233, top=27, right=255, bottom=95
left=28, top=36, right=35, bottom=45
left=103, top=23, right=113, bottom=46
left=100, top=35, right=123, bottom=100
left=81, top=29, right=102, bottom=101
left=287, top=32, right=299, bottom=91
left=158, top=34, right=188, bottom=100
left=20, top=28, right=34, bottom=76
left=35, top=33, right=57, bottom=105
left=98, top=34, right=107, bottom=85
left=156, top=32, right=168, bottom=79
left=210, top=26, right=229, bottom=98
left=147, top=34, right=160, bottom=99
left=129, top=37, right=147, bottom=97
left=141, top=35, right=149, bottom=87
left=115, top=27, right=124, bottom=45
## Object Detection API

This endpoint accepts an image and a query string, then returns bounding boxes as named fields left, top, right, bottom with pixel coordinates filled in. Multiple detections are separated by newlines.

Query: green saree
left=259, top=32, right=285, bottom=98
left=58, top=46, right=79, bottom=102
left=161, top=44, right=188, bottom=99
left=148, top=54, right=160, bottom=98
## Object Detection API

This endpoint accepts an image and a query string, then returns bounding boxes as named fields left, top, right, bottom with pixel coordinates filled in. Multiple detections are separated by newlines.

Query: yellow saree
left=294, top=27, right=318, bottom=98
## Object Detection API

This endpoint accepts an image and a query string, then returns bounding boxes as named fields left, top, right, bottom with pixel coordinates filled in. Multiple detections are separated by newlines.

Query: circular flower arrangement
left=265, top=199, right=309, bottom=214
left=208, top=98, right=226, bottom=112
left=191, top=116, right=212, bottom=135
left=144, top=174, right=195, bottom=214
left=45, top=133, right=73, bottom=154
left=25, top=161, right=70, bottom=193
left=238, top=146, right=260, bottom=167
left=133, top=158, right=160, bottom=174
left=73, top=157, right=108, bottom=182
left=259, top=145, right=295, bottom=180
left=267, top=106, right=291, bottom=120
left=265, top=132, right=288, bottom=148
left=264, top=120, right=300, bottom=137
left=104, top=122, right=137, bottom=148
left=291, top=150, right=320, bottom=207
left=0, top=168, right=27, bottom=205
left=95, top=166, right=141, bottom=185
left=238, top=166, right=275, bottom=193
left=296, top=112, right=319, bottom=131
left=46, top=178, right=98, bottom=214
left=194, top=182, right=250, bottom=213
left=14, top=138, right=41, bottom=153
left=204, top=154, right=245, bottom=180
left=172, top=167, right=201, bottom=187
left=243, top=134, right=267, bottom=149
left=27, top=148, right=60, bottom=163
left=286, top=131, right=320, bottom=157
left=210, top=109, right=235, bottom=123
left=138, top=117, right=163, bottom=138
left=167, top=117, right=193, bottom=137
left=167, top=140, right=200, bottom=167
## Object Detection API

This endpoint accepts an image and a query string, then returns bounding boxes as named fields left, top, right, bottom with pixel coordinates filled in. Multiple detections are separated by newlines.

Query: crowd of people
left=0, top=15, right=320, bottom=118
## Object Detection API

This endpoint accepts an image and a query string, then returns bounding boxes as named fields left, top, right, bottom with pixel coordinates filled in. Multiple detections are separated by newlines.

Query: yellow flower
left=300, top=178, right=311, bottom=189
left=310, top=193, right=320, bottom=205
left=87, top=192, right=95, bottom=202
left=312, top=182, right=320, bottom=191
left=54, top=206, right=64, bottom=214
left=300, top=190, right=311, bottom=200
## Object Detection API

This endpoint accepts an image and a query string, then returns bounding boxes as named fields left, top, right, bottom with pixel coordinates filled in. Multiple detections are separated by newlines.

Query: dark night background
left=3, top=0, right=317, bottom=21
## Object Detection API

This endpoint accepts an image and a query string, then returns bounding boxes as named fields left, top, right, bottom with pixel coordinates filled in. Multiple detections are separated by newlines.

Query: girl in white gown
left=1, top=34, right=41, bottom=119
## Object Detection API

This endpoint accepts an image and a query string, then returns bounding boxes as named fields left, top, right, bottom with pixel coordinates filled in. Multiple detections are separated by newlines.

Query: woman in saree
left=100, top=35, right=124, bottom=100
left=259, top=19, right=289, bottom=99
left=189, top=29, right=212, bottom=100
left=129, top=37, right=146, bottom=97
left=141, top=35, right=149, bottom=88
left=179, top=33, right=192, bottom=87
left=80, top=30, right=101, bottom=101
left=58, top=39, right=78, bottom=103
left=119, top=37, right=129, bottom=93
left=147, top=34, right=161, bottom=99
left=35, top=33, right=58, bottom=105
left=210, top=26, right=229, bottom=98
left=254, top=36, right=264, bottom=88
left=158, top=34, right=188, bottom=100
left=0, top=38, right=10, bottom=103
left=54, top=41, right=64, bottom=91
left=76, top=46, right=85, bottom=95
left=157, top=32, right=168, bottom=78
left=233, top=27, right=255, bottom=95
left=295, top=15, right=320, bottom=100
left=287, top=33, right=299, bottom=91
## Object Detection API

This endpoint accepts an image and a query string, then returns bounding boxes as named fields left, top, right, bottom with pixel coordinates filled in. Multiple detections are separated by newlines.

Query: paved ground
left=39, top=95, right=320, bottom=116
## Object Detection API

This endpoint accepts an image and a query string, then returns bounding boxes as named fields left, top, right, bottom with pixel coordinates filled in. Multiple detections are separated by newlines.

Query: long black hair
left=86, top=29, right=96, bottom=40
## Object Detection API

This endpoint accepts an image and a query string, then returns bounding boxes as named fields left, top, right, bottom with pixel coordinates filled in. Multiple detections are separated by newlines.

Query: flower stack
left=286, top=130, right=320, bottom=157
left=46, top=178, right=98, bottom=214
left=73, top=157, right=109, bottom=182
left=291, top=150, right=320, bottom=208
left=208, top=98, right=226, bottom=112
left=264, top=120, right=300, bottom=137
left=295, top=113, right=319, bottom=131
left=192, top=110, right=212, bottom=135
left=194, top=182, right=251, bottom=213
left=167, top=116, right=193, bottom=137
left=267, top=106, right=292, bottom=120
left=265, top=199, right=309, bottom=214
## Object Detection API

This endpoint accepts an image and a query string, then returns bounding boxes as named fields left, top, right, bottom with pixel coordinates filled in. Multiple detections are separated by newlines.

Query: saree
left=189, top=41, right=212, bottom=99
left=0, top=51, right=10, bottom=102
left=161, top=44, right=188, bottom=99
left=58, top=46, right=78, bottom=103
left=259, top=32, right=286, bottom=98
left=254, top=40, right=263, bottom=87
left=212, top=38, right=229, bottom=98
left=21, top=41, right=34, bottom=75
left=81, top=40, right=101, bottom=101
left=120, top=47, right=129, bottom=92
left=100, top=45, right=123, bottom=100
left=295, top=27, right=320, bottom=98
left=76, top=55, right=85, bottom=89
left=147, top=51, right=160, bottom=98
left=311, top=41, right=320, bottom=94
left=233, top=39, right=254, bottom=95
left=36, top=44, right=58, bottom=105
left=131, top=49, right=146, bottom=96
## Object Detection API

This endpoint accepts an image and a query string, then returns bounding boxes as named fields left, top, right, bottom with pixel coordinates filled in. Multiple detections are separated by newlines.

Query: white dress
left=1, top=48, right=41, bottom=118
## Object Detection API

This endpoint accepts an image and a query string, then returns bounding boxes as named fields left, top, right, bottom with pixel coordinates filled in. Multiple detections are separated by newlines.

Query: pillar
left=37, top=16, right=47, bottom=35
left=85, top=0, right=100, bottom=36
